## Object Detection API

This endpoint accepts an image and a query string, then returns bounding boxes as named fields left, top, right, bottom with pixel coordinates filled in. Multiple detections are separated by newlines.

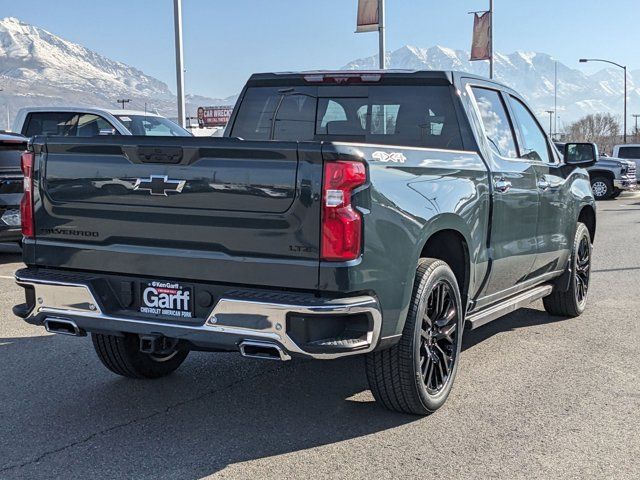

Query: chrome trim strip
left=16, top=274, right=382, bottom=360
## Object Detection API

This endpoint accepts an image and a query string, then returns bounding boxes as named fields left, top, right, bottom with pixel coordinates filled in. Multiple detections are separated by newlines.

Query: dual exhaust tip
left=239, top=340, right=291, bottom=361
left=43, top=318, right=85, bottom=337
left=43, top=318, right=291, bottom=362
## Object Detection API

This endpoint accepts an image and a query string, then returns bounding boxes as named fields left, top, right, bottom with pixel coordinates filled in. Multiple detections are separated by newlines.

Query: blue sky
left=2, top=0, right=639, bottom=98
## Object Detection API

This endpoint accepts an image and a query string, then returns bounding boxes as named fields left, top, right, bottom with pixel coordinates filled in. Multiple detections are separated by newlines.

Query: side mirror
left=564, top=142, right=598, bottom=167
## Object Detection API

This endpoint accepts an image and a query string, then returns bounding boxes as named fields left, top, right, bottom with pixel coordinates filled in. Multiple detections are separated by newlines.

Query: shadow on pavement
left=0, top=305, right=575, bottom=478
left=0, top=333, right=418, bottom=479
left=0, top=252, right=22, bottom=265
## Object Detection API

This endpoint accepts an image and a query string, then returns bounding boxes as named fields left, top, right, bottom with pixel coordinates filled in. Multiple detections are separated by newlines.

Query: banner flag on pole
left=356, top=0, right=379, bottom=33
left=470, top=12, right=491, bottom=61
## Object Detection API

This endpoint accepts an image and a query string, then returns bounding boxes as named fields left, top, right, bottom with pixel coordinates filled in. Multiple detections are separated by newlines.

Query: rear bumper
left=14, top=269, right=382, bottom=360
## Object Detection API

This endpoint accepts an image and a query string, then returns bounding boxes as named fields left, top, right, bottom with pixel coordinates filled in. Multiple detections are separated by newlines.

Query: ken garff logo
left=133, top=175, right=186, bottom=196
left=372, top=151, right=407, bottom=164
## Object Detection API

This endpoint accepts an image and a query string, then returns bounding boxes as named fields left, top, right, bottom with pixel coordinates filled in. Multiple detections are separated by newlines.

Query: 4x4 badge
left=133, top=175, right=186, bottom=196
left=372, top=151, right=407, bottom=163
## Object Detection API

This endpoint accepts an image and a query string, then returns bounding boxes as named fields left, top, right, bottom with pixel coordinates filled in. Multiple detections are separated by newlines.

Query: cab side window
left=24, top=112, right=77, bottom=137
left=471, top=87, right=518, bottom=158
left=509, top=97, right=551, bottom=163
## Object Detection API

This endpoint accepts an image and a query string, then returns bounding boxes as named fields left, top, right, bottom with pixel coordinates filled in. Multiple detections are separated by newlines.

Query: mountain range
left=0, top=17, right=638, bottom=132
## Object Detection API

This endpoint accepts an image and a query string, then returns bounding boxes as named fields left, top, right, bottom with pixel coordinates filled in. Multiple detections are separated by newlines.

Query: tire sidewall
left=410, top=262, right=464, bottom=411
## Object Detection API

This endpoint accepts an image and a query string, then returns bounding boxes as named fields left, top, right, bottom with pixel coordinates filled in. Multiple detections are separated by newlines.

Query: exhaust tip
left=239, top=340, right=291, bottom=361
left=44, top=318, right=85, bottom=337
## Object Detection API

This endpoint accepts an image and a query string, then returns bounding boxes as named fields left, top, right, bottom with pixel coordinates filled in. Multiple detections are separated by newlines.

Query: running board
left=466, top=284, right=554, bottom=330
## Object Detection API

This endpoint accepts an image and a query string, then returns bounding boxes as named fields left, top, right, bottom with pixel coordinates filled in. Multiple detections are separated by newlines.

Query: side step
left=466, top=284, right=553, bottom=330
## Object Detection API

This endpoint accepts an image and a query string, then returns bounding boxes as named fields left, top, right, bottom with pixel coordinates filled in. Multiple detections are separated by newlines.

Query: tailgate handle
left=137, top=147, right=183, bottom=164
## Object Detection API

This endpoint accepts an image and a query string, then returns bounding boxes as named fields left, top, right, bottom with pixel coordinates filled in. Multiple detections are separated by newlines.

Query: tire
left=590, top=176, right=613, bottom=200
left=543, top=222, right=592, bottom=317
left=365, top=258, right=464, bottom=415
left=611, top=188, right=622, bottom=199
left=91, top=333, right=189, bottom=379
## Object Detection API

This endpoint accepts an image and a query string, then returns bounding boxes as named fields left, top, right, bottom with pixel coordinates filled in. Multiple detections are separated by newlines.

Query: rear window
left=231, top=85, right=463, bottom=149
left=617, top=146, right=640, bottom=159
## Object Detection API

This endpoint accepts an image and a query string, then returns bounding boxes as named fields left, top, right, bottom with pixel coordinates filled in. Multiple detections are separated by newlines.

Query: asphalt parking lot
left=1, top=193, right=639, bottom=480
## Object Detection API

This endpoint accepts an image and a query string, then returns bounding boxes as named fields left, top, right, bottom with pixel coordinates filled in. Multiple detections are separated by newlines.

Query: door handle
left=537, top=179, right=550, bottom=191
left=494, top=178, right=512, bottom=193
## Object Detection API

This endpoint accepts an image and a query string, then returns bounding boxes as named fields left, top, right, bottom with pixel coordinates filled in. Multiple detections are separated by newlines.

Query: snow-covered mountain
left=0, top=17, right=232, bottom=128
left=343, top=45, right=640, bottom=130
left=0, top=16, right=637, bottom=132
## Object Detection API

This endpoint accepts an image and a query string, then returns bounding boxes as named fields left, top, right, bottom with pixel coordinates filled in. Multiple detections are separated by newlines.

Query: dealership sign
left=197, top=106, right=233, bottom=127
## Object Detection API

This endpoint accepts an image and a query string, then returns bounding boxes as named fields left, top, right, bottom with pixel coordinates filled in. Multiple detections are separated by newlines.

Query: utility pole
left=545, top=110, right=554, bottom=137
left=173, top=0, right=186, bottom=127
left=633, top=114, right=640, bottom=141
left=378, top=0, right=386, bottom=69
left=554, top=60, right=558, bottom=139
left=117, top=99, right=130, bottom=109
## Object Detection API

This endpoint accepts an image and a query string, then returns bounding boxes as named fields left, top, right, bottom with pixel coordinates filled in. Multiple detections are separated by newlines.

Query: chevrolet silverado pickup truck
left=14, top=71, right=597, bottom=415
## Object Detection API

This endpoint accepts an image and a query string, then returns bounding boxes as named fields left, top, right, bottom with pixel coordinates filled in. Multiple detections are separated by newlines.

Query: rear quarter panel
left=319, top=143, right=490, bottom=339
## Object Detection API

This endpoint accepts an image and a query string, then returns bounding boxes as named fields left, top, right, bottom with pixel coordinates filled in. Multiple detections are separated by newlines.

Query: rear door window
left=231, top=85, right=464, bottom=150
left=24, top=112, right=78, bottom=137
left=471, top=87, right=517, bottom=158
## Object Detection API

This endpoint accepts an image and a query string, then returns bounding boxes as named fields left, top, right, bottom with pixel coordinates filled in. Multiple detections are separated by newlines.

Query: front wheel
left=590, top=176, right=613, bottom=200
left=543, top=222, right=592, bottom=317
left=92, top=333, right=189, bottom=379
left=365, top=258, right=464, bottom=415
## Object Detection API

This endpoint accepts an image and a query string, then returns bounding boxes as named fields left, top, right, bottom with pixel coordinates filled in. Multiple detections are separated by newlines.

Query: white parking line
left=0, top=275, right=15, bottom=280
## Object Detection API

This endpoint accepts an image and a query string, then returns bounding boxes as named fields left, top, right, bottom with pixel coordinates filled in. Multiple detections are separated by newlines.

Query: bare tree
left=567, top=113, right=621, bottom=155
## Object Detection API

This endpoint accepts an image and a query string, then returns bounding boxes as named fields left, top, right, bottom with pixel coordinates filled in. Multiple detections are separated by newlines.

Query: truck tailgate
left=31, top=137, right=322, bottom=290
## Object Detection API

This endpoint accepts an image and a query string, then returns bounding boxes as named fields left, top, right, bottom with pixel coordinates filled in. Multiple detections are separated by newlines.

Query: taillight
left=321, top=161, right=366, bottom=261
left=20, top=152, right=35, bottom=238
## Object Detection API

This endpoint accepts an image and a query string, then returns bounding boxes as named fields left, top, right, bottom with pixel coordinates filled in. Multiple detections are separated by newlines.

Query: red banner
left=356, top=0, right=379, bottom=33
left=470, top=12, right=492, bottom=61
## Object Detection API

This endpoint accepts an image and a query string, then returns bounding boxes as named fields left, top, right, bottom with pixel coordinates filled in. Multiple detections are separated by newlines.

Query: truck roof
left=247, top=69, right=498, bottom=86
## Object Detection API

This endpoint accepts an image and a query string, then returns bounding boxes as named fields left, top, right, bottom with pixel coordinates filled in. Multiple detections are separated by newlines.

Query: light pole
left=545, top=110, right=554, bottom=138
left=633, top=114, right=640, bottom=141
left=174, top=0, right=186, bottom=127
left=580, top=58, right=627, bottom=143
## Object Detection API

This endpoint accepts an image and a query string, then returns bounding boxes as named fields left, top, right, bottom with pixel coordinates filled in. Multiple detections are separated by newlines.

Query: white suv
left=12, top=107, right=191, bottom=138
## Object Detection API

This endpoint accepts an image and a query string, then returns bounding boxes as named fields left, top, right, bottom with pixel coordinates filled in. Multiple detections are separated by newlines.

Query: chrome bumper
left=15, top=273, right=382, bottom=360
left=614, top=178, right=637, bottom=190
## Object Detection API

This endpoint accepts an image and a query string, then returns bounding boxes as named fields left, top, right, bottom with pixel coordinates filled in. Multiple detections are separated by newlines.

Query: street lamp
left=579, top=58, right=627, bottom=143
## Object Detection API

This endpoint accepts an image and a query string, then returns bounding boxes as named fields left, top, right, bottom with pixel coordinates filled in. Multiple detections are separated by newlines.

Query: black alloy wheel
left=420, top=280, right=458, bottom=395
left=574, top=235, right=591, bottom=307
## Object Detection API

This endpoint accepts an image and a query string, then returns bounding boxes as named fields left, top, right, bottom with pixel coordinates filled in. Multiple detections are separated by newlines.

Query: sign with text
left=197, top=106, right=233, bottom=127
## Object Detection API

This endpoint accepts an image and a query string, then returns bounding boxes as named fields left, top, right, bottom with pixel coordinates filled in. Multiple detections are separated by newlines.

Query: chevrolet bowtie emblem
left=133, top=175, right=186, bottom=196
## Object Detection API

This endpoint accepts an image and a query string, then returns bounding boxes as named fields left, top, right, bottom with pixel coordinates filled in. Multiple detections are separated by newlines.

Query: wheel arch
left=418, top=222, right=472, bottom=312
left=578, top=204, right=596, bottom=243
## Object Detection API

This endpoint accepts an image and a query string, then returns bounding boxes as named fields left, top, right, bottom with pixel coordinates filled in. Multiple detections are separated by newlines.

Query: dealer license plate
left=139, top=281, right=193, bottom=318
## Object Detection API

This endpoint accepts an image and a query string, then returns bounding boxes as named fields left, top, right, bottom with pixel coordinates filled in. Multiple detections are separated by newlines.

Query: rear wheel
left=543, top=222, right=591, bottom=317
left=365, top=258, right=464, bottom=415
left=590, top=176, right=613, bottom=200
left=91, top=333, right=189, bottom=379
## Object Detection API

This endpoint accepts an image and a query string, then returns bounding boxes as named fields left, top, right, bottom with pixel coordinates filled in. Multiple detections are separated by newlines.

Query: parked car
left=555, top=142, right=636, bottom=199
left=12, top=107, right=191, bottom=137
left=0, top=132, right=27, bottom=245
left=612, top=144, right=640, bottom=182
left=14, top=71, right=597, bottom=415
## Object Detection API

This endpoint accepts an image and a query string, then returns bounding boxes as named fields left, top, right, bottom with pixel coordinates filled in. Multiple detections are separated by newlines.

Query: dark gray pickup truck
left=14, top=71, right=597, bottom=415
